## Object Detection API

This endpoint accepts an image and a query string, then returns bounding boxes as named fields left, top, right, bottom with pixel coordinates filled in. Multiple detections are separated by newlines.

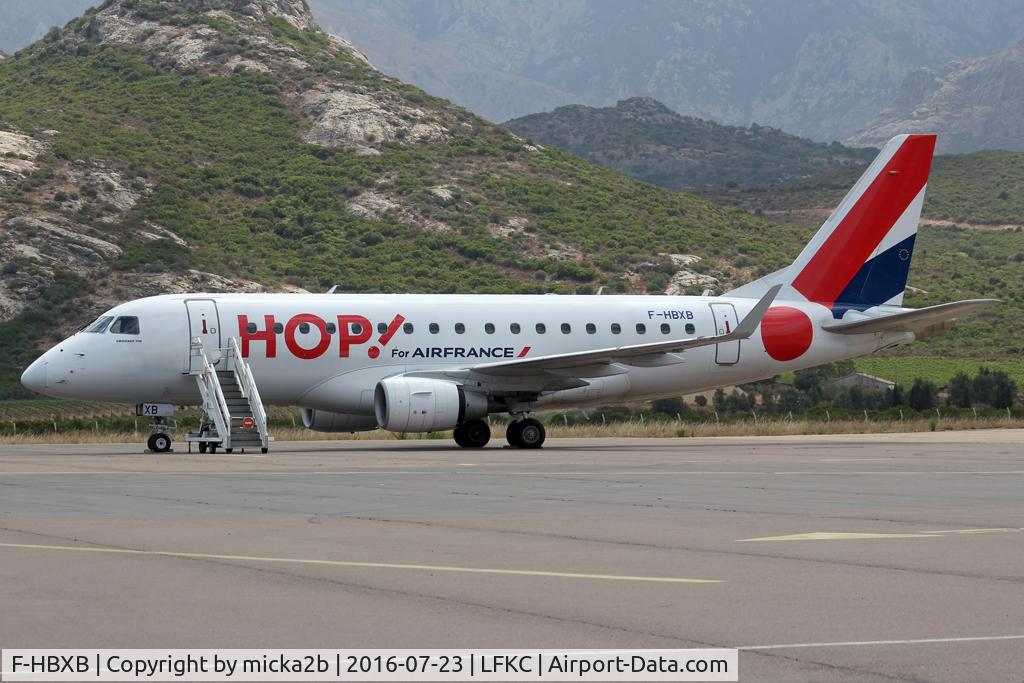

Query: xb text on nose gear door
left=710, top=302, right=740, bottom=365
left=185, top=299, right=222, bottom=371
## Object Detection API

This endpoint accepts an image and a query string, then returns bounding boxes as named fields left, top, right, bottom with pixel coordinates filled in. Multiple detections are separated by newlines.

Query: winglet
left=731, top=284, right=782, bottom=339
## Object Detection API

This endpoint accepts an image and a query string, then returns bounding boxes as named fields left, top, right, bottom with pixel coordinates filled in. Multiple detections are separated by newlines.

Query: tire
left=150, top=432, right=171, bottom=453
left=224, top=448, right=233, bottom=454
left=261, top=448, right=268, bottom=454
left=517, top=418, right=545, bottom=449
left=452, top=425, right=468, bottom=447
left=459, top=419, right=491, bottom=448
left=506, top=420, right=524, bottom=448
left=198, top=441, right=208, bottom=454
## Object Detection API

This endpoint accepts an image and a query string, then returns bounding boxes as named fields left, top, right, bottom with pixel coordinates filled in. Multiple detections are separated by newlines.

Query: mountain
left=505, top=98, right=877, bottom=189
left=4, top=2, right=1022, bottom=145
left=0, top=0, right=807, bottom=397
left=845, top=41, right=1024, bottom=153
left=309, top=0, right=1024, bottom=143
left=0, top=0, right=95, bottom=54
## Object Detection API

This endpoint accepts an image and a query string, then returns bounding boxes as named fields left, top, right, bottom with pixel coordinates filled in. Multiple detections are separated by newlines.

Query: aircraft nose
left=20, top=357, right=47, bottom=393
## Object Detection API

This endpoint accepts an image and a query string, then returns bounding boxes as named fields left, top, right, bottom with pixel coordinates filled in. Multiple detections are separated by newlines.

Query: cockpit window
left=84, top=316, right=114, bottom=333
left=110, top=316, right=140, bottom=335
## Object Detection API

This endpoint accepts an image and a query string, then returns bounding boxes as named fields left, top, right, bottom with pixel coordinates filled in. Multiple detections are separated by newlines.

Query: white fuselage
left=23, top=293, right=907, bottom=416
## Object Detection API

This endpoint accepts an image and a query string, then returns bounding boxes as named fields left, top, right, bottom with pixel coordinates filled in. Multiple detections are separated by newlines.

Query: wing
left=405, top=285, right=781, bottom=393
left=470, top=284, right=781, bottom=375
left=822, top=299, right=998, bottom=338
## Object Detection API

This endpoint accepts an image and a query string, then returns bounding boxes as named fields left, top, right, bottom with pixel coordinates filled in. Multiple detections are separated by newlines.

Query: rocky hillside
left=845, top=41, right=1024, bottom=153
left=0, top=0, right=809, bottom=397
left=505, top=98, right=876, bottom=189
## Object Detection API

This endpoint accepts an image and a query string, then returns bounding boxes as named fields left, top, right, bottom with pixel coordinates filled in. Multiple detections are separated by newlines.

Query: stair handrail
left=228, top=336, right=268, bottom=449
left=191, top=337, right=232, bottom=449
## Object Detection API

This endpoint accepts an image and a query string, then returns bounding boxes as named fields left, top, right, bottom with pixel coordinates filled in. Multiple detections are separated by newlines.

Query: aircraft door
left=709, top=303, right=740, bottom=365
left=185, top=299, right=222, bottom=371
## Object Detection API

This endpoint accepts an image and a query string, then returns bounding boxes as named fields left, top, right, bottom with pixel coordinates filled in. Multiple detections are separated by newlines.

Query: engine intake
left=374, top=377, right=487, bottom=432
left=301, top=408, right=378, bottom=433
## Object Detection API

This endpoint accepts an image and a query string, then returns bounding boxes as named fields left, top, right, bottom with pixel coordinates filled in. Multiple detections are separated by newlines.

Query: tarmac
left=1, top=430, right=1023, bottom=682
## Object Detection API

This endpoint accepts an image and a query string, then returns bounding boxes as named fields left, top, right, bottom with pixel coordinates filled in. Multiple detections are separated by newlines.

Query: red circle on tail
left=760, top=307, right=813, bottom=361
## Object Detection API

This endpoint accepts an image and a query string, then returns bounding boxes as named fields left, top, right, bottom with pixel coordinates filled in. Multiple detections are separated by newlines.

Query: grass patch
left=854, top=357, right=1024, bottom=388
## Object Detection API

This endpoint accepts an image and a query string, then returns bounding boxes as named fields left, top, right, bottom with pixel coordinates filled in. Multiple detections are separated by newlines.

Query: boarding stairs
left=187, top=337, right=271, bottom=453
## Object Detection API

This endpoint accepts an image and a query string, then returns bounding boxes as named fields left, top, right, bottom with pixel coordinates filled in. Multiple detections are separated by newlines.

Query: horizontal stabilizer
left=821, top=299, right=998, bottom=336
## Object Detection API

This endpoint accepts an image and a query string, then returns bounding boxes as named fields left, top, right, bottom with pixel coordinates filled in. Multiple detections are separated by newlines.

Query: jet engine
left=374, top=376, right=488, bottom=432
left=300, top=408, right=378, bottom=433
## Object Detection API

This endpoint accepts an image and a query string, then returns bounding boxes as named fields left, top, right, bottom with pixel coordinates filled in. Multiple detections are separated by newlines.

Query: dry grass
left=1, top=417, right=1020, bottom=445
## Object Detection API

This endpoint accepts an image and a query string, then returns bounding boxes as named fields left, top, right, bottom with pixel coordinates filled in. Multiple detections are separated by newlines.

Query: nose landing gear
left=147, top=431, right=172, bottom=453
left=138, top=404, right=176, bottom=453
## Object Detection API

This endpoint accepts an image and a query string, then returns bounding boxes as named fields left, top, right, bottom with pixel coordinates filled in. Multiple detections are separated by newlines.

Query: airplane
left=20, top=133, right=996, bottom=451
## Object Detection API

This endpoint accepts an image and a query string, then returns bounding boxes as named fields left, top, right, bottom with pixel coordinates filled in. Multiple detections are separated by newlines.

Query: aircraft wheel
left=148, top=432, right=172, bottom=453
left=517, top=418, right=545, bottom=449
left=459, top=419, right=491, bottom=448
left=506, top=420, right=524, bottom=448
left=452, top=425, right=468, bottom=447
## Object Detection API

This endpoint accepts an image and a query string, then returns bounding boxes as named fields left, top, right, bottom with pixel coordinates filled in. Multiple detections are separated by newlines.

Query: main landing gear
left=451, top=417, right=545, bottom=449
left=453, top=419, right=491, bottom=448
left=506, top=417, right=545, bottom=449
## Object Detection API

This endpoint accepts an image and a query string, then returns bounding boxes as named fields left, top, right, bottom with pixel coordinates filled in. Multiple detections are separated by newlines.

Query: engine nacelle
left=301, top=408, right=378, bottom=433
left=374, top=377, right=488, bottom=432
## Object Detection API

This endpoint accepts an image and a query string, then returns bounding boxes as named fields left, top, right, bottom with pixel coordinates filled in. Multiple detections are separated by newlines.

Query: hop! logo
left=237, top=313, right=405, bottom=359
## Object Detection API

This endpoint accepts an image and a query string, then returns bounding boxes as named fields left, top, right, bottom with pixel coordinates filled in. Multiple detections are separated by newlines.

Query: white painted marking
left=738, top=532, right=938, bottom=542
left=818, top=458, right=894, bottom=462
left=0, top=542, right=721, bottom=584
left=738, top=528, right=1024, bottom=542
left=740, top=635, right=1024, bottom=650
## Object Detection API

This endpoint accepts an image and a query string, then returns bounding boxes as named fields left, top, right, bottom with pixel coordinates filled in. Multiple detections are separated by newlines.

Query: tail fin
left=729, top=134, right=936, bottom=319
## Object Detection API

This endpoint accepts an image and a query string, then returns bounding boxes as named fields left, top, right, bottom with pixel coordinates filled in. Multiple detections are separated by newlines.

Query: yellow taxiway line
left=0, top=542, right=721, bottom=584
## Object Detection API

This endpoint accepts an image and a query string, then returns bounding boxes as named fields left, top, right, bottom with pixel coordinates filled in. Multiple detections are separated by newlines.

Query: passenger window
left=455, top=323, right=465, bottom=334
left=536, top=323, right=546, bottom=334
left=403, top=322, right=414, bottom=334
left=85, top=316, right=114, bottom=333
left=586, top=323, right=596, bottom=334
left=636, top=323, right=646, bottom=334
left=110, top=316, right=139, bottom=335
left=429, top=323, right=439, bottom=334
left=611, top=323, right=621, bottom=334
left=351, top=322, right=362, bottom=335
left=273, top=323, right=284, bottom=334
left=325, top=323, right=336, bottom=334
left=246, top=322, right=257, bottom=334
left=377, top=322, right=388, bottom=334
left=298, top=322, right=310, bottom=334
left=685, top=323, right=696, bottom=335
left=510, top=323, right=521, bottom=334
left=561, top=323, right=571, bottom=334
left=485, top=323, right=495, bottom=334
left=660, top=323, right=671, bottom=334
